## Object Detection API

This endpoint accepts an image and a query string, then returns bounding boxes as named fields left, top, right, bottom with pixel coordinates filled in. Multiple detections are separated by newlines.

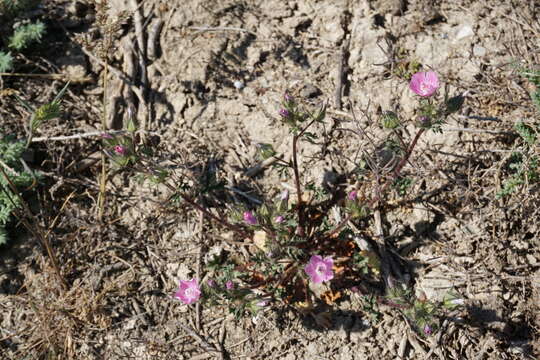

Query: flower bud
left=417, top=116, right=431, bottom=128
left=114, top=145, right=127, bottom=155
left=278, top=109, right=289, bottom=118
left=243, top=211, right=258, bottom=225
left=381, top=111, right=400, bottom=129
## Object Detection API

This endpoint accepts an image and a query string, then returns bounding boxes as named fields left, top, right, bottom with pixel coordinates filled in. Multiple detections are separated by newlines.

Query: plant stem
left=291, top=118, right=319, bottom=236
left=381, top=128, right=425, bottom=195
left=324, top=128, right=426, bottom=239
left=178, top=192, right=250, bottom=237
left=291, top=133, right=304, bottom=236
left=97, top=58, right=109, bottom=221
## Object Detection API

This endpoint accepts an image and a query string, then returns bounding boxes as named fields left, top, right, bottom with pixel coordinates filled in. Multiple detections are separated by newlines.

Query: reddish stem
left=324, top=128, right=425, bottom=239
left=291, top=117, right=318, bottom=237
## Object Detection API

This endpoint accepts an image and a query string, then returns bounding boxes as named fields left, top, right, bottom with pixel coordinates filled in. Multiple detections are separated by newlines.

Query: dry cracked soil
left=1, top=0, right=540, bottom=359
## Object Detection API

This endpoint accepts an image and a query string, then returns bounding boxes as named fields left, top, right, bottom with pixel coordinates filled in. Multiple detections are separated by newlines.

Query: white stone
left=456, top=25, right=474, bottom=40
left=234, top=80, right=245, bottom=89
left=473, top=44, right=486, bottom=57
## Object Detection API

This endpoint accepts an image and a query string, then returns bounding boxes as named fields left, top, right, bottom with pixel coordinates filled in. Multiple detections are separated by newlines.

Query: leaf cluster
left=0, top=0, right=45, bottom=72
left=0, top=134, right=39, bottom=245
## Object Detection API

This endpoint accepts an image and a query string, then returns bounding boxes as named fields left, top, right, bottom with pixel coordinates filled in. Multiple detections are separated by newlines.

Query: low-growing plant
left=496, top=67, right=540, bottom=198
left=106, top=71, right=465, bottom=334
left=0, top=0, right=45, bottom=72
left=0, top=83, right=67, bottom=245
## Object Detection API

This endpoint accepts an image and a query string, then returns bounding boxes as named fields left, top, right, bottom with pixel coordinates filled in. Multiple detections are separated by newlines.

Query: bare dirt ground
left=1, top=0, right=540, bottom=359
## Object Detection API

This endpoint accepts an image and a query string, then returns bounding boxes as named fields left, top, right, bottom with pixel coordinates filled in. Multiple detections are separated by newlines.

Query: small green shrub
left=0, top=0, right=39, bottom=19
left=9, top=21, right=45, bottom=51
left=0, top=51, right=13, bottom=72
left=496, top=66, right=540, bottom=198
left=0, top=83, right=67, bottom=245
left=0, top=0, right=45, bottom=72
left=0, top=135, right=38, bottom=245
left=520, top=67, right=540, bottom=111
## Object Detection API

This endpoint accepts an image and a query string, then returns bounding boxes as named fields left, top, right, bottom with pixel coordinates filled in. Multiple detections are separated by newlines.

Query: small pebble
left=473, top=44, right=486, bottom=57
left=300, top=83, right=322, bottom=98
left=456, top=25, right=474, bottom=40
left=234, top=80, right=245, bottom=89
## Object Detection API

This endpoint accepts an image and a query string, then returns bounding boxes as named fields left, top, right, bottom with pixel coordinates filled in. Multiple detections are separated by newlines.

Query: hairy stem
left=291, top=133, right=304, bottom=236
left=325, top=128, right=426, bottom=239
left=178, top=192, right=249, bottom=237
left=291, top=117, right=319, bottom=237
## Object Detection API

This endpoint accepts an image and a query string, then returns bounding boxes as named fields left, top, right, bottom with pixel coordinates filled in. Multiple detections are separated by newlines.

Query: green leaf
left=9, top=21, right=45, bottom=51
left=0, top=51, right=13, bottom=72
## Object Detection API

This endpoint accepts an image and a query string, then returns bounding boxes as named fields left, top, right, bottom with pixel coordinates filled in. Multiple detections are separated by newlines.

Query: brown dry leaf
left=321, top=290, right=342, bottom=305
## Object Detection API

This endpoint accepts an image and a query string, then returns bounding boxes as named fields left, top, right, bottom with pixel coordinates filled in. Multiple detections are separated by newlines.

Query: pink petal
left=409, top=71, right=439, bottom=97
left=305, top=255, right=334, bottom=283
left=175, top=279, right=201, bottom=305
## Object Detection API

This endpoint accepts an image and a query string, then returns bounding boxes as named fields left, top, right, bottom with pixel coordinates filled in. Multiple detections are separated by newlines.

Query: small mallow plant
left=304, top=255, right=334, bottom=284
left=167, top=71, right=465, bottom=331
left=111, top=70, right=464, bottom=333
left=175, top=279, right=201, bottom=305
left=409, top=71, right=439, bottom=97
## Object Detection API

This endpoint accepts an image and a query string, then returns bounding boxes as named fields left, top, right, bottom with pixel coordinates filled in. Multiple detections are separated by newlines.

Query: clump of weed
left=497, top=67, right=540, bottom=198
left=107, top=69, right=465, bottom=335
left=0, top=134, right=38, bottom=245
left=0, top=0, right=46, bottom=72
left=0, top=83, right=67, bottom=245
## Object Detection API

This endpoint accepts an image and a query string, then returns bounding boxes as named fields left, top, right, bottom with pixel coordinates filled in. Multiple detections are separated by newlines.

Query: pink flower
left=243, top=211, right=257, bottom=225
left=348, top=190, right=357, bottom=201
left=256, top=299, right=269, bottom=307
left=174, top=279, right=201, bottom=305
left=274, top=215, right=285, bottom=224
left=278, top=109, right=290, bottom=118
left=114, top=145, right=127, bottom=155
left=207, top=279, right=216, bottom=288
left=225, top=280, right=234, bottom=290
left=423, top=324, right=433, bottom=335
left=305, top=255, right=334, bottom=283
left=409, top=71, right=439, bottom=97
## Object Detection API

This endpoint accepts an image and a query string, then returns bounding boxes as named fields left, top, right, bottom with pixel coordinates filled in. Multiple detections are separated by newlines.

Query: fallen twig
left=177, top=320, right=222, bottom=355
left=189, top=26, right=257, bottom=37
left=334, top=38, right=350, bottom=110
left=147, top=19, right=164, bottom=60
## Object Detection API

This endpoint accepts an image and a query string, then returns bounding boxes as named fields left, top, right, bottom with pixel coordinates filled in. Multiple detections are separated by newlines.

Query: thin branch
left=178, top=193, right=249, bottom=238
left=176, top=320, right=221, bottom=355
left=31, top=130, right=125, bottom=142
left=291, top=116, right=320, bottom=236
left=325, top=128, right=426, bottom=239
left=189, top=26, right=257, bottom=37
